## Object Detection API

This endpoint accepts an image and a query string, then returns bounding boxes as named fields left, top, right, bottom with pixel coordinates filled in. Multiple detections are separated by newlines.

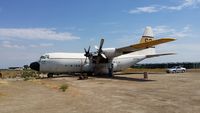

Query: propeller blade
left=99, top=38, right=104, bottom=52
left=101, top=53, right=107, bottom=59
left=94, top=45, right=98, bottom=50
left=88, top=46, right=91, bottom=53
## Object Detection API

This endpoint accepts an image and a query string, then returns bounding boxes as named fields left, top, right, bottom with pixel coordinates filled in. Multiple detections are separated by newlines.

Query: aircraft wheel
left=87, top=72, right=92, bottom=76
left=108, top=68, right=113, bottom=78
left=84, top=75, right=88, bottom=79
left=47, top=73, right=53, bottom=78
left=78, top=74, right=88, bottom=80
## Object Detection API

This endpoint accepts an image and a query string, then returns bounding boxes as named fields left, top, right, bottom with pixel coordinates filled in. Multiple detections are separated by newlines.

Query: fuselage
left=34, top=52, right=146, bottom=74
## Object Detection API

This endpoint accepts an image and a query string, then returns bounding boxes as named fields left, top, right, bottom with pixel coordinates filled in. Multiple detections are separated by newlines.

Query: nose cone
left=30, top=62, right=40, bottom=71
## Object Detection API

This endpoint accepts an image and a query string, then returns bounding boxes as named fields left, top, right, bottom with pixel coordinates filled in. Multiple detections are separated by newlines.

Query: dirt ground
left=0, top=72, right=200, bottom=113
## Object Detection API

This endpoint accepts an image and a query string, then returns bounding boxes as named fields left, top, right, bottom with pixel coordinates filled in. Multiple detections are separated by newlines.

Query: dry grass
left=0, top=70, right=22, bottom=78
left=1, top=72, right=200, bottom=113
left=0, top=92, right=6, bottom=97
left=0, top=80, right=8, bottom=84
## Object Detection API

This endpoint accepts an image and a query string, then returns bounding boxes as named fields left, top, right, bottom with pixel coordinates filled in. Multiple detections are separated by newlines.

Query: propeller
left=84, top=46, right=91, bottom=57
left=84, top=38, right=107, bottom=64
left=97, top=39, right=107, bottom=59
left=84, top=46, right=91, bottom=63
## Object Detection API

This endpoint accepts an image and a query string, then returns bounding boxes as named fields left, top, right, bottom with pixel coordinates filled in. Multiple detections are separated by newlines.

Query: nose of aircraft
left=30, top=62, right=40, bottom=71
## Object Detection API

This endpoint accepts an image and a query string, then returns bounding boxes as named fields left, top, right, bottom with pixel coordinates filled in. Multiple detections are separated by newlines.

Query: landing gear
left=108, top=63, right=114, bottom=78
left=78, top=73, right=88, bottom=80
left=87, top=72, right=93, bottom=76
left=78, top=75, right=88, bottom=80
left=47, top=73, right=53, bottom=78
left=108, top=68, right=113, bottom=78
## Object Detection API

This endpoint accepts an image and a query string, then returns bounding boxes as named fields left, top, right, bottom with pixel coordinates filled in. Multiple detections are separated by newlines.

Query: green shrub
left=59, top=84, right=68, bottom=92
left=21, top=69, right=39, bottom=80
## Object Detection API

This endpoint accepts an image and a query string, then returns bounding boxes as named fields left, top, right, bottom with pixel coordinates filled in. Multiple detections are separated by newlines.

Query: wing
left=116, top=38, right=175, bottom=54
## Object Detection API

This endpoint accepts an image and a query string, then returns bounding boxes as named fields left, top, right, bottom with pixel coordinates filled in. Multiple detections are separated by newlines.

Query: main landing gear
left=47, top=73, right=53, bottom=78
left=78, top=73, right=92, bottom=80
left=78, top=74, right=88, bottom=80
left=108, top=63, right=114, bottom=78
left=108, top=68, right=113, bottom=78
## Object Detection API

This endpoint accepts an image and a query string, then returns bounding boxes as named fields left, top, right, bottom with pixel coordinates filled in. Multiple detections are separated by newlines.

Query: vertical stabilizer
left=139, top=26, right=156, bottom=55
left=143, top=26, right=153, bottom=37
left=140, top=26, right=154, bottom=43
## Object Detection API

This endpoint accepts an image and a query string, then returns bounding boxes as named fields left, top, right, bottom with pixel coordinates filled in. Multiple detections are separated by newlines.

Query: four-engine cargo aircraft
left=30, top=26, right=175, bottom=78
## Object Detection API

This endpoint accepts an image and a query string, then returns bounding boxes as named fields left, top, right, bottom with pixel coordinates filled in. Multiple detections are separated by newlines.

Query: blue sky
left=0, top=0, right=200, bottom=68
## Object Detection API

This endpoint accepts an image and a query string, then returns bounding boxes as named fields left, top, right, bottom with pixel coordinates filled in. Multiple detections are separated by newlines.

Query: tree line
left=132, top=62, right=200, bottom=69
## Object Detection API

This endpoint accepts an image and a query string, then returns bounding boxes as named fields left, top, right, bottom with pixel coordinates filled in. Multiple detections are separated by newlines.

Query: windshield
left=40, top=55, right=49, bottom=60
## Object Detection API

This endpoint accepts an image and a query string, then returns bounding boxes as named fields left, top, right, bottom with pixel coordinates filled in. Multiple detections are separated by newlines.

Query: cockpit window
left=40, top=55, right=49, bottom=59
left=40, top=56, right=45, bottom=59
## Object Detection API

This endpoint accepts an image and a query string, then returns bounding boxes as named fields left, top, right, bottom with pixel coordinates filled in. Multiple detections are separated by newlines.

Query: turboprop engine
left=102, top=48, right=116, bottom=59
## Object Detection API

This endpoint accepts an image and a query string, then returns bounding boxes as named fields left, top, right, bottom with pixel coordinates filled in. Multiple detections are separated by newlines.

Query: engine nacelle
left=102, top=48, right=116, bottom=59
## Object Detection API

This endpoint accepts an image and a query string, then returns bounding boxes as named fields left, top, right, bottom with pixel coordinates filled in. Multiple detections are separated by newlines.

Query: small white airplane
left=30, top=26, right=175, bottom=78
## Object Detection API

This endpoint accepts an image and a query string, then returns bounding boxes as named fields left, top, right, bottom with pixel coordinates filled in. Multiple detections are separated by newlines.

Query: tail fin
left=139, top=26, right=156, bottom=55
left=140, top=26, right=154, bottom=43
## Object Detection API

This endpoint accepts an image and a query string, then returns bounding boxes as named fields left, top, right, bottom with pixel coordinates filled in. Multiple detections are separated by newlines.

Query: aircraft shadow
left=39, top=73, right=156, bottom=82
left=115, top=72, right=165, bottom=75
left=112, top=76, right=155, bottom=82
left=92, top=74, right=156, bottom=82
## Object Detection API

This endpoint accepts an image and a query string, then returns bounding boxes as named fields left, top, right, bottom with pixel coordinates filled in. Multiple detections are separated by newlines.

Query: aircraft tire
left=87, top=72, right=92, bottom=76
left=108, top=68, right=113, bottom=78
left=47, top=73, right=53, bottom=78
